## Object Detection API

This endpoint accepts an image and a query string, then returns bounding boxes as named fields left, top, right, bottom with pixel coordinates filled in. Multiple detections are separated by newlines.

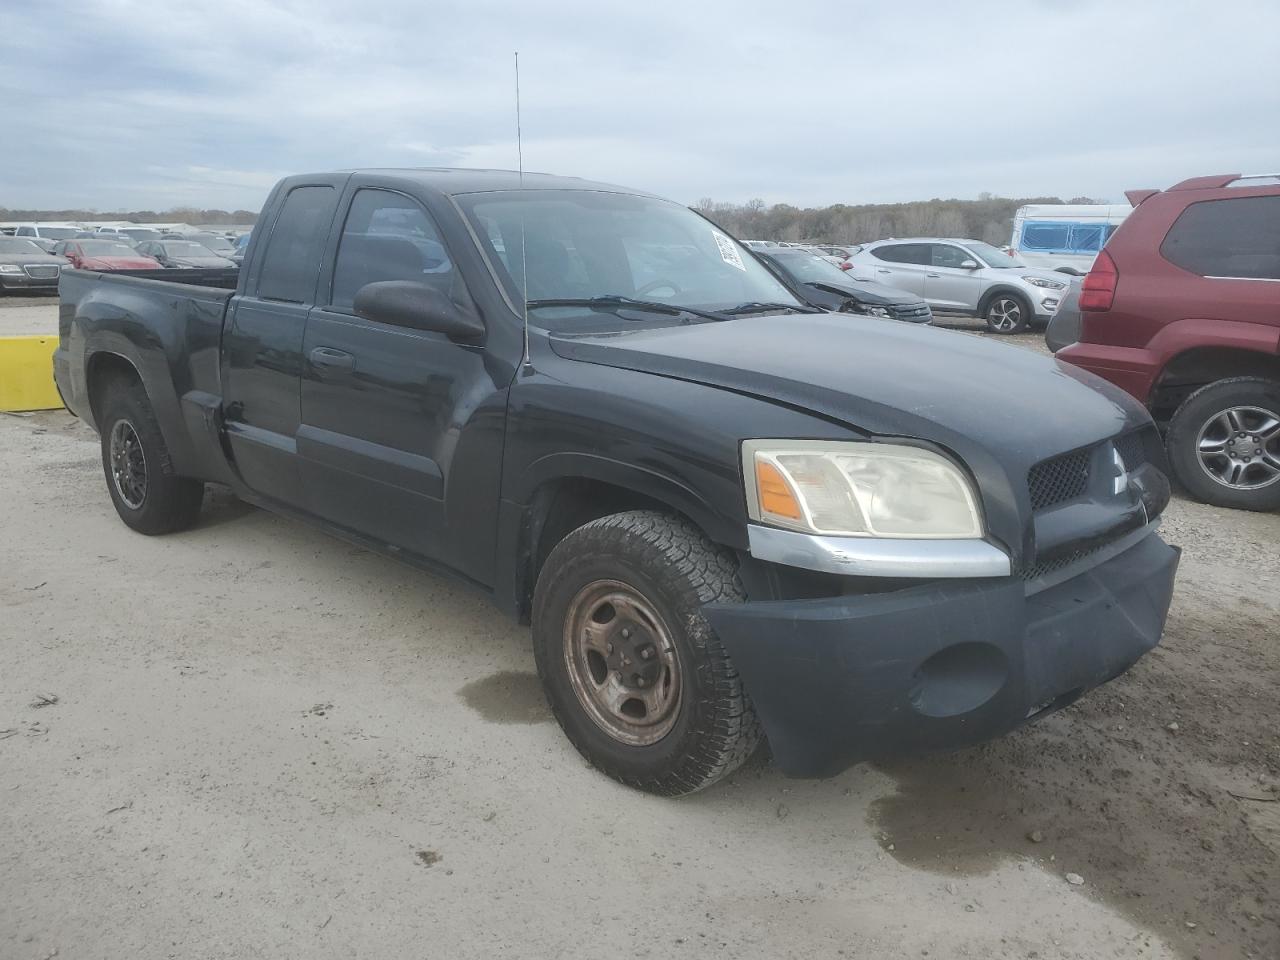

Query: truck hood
left=548, top=312, right=1150, bottom=535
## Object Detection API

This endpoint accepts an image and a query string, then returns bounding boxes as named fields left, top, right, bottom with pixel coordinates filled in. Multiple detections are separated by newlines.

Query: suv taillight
left=1079, top=249, right=1118, bottom=311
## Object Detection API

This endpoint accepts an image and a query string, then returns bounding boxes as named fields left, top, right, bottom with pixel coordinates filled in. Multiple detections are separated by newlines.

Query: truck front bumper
left=704, top=530, right=1179, bottom=777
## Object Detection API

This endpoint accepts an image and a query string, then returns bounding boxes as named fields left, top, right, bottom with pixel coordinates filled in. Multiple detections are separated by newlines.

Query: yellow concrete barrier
left=0, top=335, right=64, bottom=411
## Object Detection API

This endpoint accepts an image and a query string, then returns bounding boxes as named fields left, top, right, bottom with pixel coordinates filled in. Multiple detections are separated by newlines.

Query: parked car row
left=0, top=236, right=68, bottom=291
left=753, top=247, right=932, bottom=323
left=744, top=235, right=1068, bottom=333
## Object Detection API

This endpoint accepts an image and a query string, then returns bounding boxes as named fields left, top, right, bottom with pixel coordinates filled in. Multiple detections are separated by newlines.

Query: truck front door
left=297, top=185, right=503, bottom=577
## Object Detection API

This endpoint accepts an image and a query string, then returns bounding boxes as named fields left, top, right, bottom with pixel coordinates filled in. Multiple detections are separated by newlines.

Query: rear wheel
left=98, top=377, right=205, bottom=534
left=983, top=293, right=1031, bottom=334
left=1166, top=377, right=1280, bottom=511
left=532, top=511, right=762, bottom=796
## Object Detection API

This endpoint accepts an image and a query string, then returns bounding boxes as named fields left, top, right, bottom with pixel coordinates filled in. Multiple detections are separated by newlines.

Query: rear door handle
left=310, top=347, right=355, bottom=372
left=926, top=273, right=941, bottom=278
left=876, top=268, right=891, bottom=274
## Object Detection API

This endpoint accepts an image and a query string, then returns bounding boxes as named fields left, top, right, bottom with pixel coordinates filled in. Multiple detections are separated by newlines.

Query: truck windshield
left=455, top=190, right=801, bottom=321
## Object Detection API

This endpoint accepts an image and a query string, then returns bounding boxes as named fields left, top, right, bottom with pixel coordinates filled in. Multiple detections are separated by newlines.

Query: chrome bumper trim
left=747, top=524, right=1013, bottom=578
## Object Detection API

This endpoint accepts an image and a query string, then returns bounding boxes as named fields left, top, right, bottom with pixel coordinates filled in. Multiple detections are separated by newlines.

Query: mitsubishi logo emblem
left=1111, top=446, right=1129, bottom=496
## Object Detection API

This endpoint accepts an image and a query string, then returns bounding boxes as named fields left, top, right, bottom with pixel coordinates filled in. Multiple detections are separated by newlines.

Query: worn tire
left=532, top=510, right=762, bottom=796
left=1166, top=377, right=1280, bottom=511
left=982, top=292, right=1031, bottom=334
left=98, top=377, right=205, bottom=534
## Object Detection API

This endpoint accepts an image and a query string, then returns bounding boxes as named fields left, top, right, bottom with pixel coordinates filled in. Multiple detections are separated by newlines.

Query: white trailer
left=1010, top=203, right=1131, bottom=275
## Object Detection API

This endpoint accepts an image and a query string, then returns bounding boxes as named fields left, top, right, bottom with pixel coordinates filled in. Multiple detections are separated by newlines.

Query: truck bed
left=64, top=265, right=240, bottom=293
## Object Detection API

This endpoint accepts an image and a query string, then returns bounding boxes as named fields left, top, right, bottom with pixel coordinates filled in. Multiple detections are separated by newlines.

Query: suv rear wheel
left=1166, top=377, right=1280, bottom=511
left=532, top=510, right=762, bottom=796
left=983, top=293, right=1031, bottom=334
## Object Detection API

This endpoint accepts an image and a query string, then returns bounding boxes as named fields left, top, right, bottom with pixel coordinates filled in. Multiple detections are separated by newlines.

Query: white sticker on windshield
left=713, top=231, right=746, bottom=271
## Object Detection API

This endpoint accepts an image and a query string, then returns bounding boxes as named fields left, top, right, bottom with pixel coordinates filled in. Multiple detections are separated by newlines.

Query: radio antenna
left=515, top=51, right=531, bottom=370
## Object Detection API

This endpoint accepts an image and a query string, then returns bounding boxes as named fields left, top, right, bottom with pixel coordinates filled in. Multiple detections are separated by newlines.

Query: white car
left=846, top=238, right=1071, bottom=333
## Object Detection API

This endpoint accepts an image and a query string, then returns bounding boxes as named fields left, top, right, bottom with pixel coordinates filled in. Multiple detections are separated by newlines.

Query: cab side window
left=329, top=189, right=454, bottom=312
left=256, top=185, right=337, bottom=303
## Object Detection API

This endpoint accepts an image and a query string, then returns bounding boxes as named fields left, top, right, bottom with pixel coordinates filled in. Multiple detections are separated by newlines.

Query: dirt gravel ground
left=0, top=293, right=60, bottom=336
left=2, top=300, right=1277, bottom=959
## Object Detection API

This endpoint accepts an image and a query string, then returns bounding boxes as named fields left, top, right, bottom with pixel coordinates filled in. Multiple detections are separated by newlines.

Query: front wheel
left=532, top=511, right=762, bottom=796
left=1166, top=377, right=1280, bottom=511
left=983, top=293, right=1031, bottom=334
left=98, top=377, right=205, bottom=534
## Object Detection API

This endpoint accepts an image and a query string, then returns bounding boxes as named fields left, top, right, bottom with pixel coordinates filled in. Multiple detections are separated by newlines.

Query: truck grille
left=1023, top=543, right=1105, bottom=582
left=1026, top=429, right=1152, bottom=512
left=23, top=265, right=59, bottom=280
left=1027, top=449, right=1090, bottom=511
left=1115, top=430, right=1147, bottom=471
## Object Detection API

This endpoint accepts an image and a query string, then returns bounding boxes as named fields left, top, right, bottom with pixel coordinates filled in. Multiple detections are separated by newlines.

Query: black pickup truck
left=54, top=169, right=1180, bottom=796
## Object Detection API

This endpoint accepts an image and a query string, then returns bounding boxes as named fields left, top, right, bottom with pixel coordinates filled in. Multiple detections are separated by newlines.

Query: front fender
left=513, top=450, right=738, bottom=549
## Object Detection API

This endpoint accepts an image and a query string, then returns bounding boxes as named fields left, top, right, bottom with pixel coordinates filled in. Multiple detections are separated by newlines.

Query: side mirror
left=353, top=280, right=484, bottom=340
left=960, top=259, right=980, bottom=270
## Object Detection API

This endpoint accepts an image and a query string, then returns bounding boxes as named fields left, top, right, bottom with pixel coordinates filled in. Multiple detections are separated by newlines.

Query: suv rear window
left=1160, top=196, right=1280, bottom=280
left=871, top=243, right=930, bottom=265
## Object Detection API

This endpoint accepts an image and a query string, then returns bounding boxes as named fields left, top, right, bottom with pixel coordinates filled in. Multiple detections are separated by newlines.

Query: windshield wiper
left=526, top=296, right=729, bottom=322
left=722, top=301, right=819, bottom=315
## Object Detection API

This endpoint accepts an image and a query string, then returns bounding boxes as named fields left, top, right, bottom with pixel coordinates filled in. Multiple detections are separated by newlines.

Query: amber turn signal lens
left=756, top=459, right=802, bottom=520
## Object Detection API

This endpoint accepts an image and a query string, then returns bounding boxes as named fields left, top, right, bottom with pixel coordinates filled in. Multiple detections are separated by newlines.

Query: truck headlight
left=743, top=440, right=984, bottom=538
left=1022, top=276, right=1066, bottom=289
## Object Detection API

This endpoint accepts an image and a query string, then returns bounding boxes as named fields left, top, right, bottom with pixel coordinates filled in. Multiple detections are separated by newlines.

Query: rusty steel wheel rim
left=562, top=579, right=681, bottom=746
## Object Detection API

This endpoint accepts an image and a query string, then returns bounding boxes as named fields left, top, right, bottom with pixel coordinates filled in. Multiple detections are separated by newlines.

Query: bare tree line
left=0, top=205, right=259, bottom=225
left=693, top=193, right=1102, bottom=246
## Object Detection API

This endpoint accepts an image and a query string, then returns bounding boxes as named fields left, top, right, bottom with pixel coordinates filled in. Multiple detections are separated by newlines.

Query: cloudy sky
left=2, top=0, right=1277, bottom=213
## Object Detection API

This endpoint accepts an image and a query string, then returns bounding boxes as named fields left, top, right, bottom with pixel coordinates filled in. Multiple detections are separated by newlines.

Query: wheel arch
left=83, top=341, right=200, bottom=477
left=497, top=455, right=744, bottom=624
left=86, top=349, right=146, bottom=429
left=1151, top=346, right=1280, bottom=421
left=977, top=284, right=1033, bottom=317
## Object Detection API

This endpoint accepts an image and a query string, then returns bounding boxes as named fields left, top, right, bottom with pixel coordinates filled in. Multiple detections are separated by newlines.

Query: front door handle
left=926, top=273, right=941, bottom=278
left=876, top=268, right=891, bottom=274
left=310, top=347, right=355, bottom=372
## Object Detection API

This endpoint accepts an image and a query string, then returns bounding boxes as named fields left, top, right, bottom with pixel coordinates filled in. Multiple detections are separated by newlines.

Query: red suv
left=1058, top=173, right=1280, bottom=511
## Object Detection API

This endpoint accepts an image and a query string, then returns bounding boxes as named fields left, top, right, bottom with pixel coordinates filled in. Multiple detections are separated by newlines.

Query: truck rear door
left=221, top=178, right=345, bottom=506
